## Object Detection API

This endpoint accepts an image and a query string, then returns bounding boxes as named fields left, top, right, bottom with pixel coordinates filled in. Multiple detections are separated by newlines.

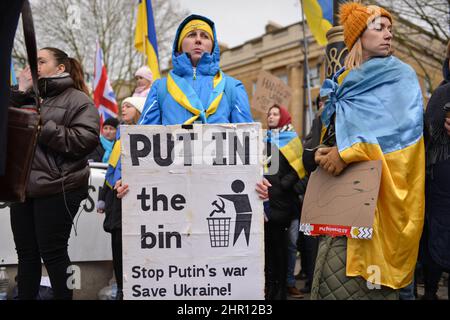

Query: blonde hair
left=344, top=37, right=394, bottom=71
left=344, top=38, right=363, bottom=70
left=131, top=111, right=141, bottom=125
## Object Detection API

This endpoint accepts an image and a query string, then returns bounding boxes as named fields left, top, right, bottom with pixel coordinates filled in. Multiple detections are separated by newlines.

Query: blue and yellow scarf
left=105, top=129, right=122, bottom=190
left=167, top=70, right=225, bottom=124
left=100, top=135, right=115, bottom=163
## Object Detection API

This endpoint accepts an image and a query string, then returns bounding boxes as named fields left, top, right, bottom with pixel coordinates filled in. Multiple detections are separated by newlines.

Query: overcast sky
left=176, top=0, right=303, bottom=48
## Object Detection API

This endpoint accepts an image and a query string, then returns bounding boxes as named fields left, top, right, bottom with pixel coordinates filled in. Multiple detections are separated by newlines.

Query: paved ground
left=287, top=257, right=449, bottom=300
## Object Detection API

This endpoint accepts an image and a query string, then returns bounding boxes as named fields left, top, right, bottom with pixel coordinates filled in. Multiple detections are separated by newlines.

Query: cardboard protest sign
left=300, top=160, right=382, bottom=239
left=120, top=123, right=264, bottom=300
left=251, top=71, right=292, bottom=113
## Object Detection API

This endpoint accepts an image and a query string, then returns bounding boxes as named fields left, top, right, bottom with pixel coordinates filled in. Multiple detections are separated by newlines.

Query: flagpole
left=142, top=22, right=147, bottom=67
left=300, top=0, right=314, bottom=132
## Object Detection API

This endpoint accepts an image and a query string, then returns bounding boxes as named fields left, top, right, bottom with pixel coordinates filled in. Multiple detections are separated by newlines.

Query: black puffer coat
left=10, top=74, right=100, bottom=197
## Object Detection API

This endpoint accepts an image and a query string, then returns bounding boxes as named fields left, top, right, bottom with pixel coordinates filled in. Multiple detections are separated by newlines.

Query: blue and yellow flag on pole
left=302, top=0, right=333, bottom=46
left=135, top=0, right=161, bottom=80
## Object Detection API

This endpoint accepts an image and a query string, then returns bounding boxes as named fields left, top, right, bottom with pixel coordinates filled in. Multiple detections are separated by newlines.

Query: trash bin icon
left=207, top=217, right=231, bottom=247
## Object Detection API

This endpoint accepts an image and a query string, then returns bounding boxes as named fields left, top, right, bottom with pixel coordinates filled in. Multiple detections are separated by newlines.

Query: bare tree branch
left=13, top=0, right=188, bottom=90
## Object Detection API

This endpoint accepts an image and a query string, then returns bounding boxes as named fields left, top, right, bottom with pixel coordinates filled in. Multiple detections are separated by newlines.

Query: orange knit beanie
left=339, top=2, right=392, bottom=50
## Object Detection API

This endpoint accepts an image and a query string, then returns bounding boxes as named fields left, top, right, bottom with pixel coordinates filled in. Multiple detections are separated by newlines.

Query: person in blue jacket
left=138, top=14, right=253, bottom=126
left=116, top=14, right=253, bottom=198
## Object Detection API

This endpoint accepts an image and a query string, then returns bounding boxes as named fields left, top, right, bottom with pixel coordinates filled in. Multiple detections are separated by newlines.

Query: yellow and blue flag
left=105, top=132, right=122, bottom=190
left=10, top=60, right=17, bottom=86
left=135, top=0, right=160, bottom=79
left=266, top=130, right=306, bottom=179
left=320, top=56, right=425, bottom=289
left=302, top=0, right=333, bottom=46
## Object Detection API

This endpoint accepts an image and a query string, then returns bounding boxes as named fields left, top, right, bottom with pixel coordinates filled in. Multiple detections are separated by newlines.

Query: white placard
left=121, top=123, right=264, bottom=300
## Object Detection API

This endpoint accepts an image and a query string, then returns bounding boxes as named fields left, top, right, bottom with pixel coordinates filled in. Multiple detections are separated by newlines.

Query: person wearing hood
left=9, top=47, right=100, bottom=300
left=132, top=65, right=153, bottom=98
left=116, top=14, right=253, bottom=199
left=421, top=40, right=450, bottom=300
left=138, top=14, right=253, bottom=125
left=263, top=104, right=306, bottom=300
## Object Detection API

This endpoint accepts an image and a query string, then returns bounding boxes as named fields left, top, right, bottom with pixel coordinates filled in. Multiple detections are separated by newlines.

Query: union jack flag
left=93, top=41, right=118, bottom=126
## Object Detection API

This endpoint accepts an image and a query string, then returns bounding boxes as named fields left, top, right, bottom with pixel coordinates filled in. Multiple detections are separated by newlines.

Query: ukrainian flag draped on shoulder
left=10, top=59, right=17, bottom=86
left=167, top=70, right=225, bottom=124
left=266, top=127, right=306, bottom=179
left=135, top=0, right=160, bottom=79
left=320, top=56, right=425, bottom=289
left=302, top=0, right=333, bottom=46
left=105, top=128, right=122, bottom=189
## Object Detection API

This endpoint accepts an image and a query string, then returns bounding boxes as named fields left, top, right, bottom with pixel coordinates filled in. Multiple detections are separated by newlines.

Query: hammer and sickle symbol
left=209, top=198, right=225, bottom=217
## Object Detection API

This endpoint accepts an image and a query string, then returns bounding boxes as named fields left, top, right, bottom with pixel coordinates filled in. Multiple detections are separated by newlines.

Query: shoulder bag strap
left=21, top=0, right=41, bottom=112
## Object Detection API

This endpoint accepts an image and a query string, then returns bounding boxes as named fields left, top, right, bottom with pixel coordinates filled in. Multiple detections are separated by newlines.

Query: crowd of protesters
left=4, top=2, right=450, bottom=300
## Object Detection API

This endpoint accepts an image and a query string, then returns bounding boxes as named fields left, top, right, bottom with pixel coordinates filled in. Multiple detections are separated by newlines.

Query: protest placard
left=300, top=160, right=382, bottom=239
left=251, top=70, right=292, bottom=113
left=120, top=123, right=264, bottom=300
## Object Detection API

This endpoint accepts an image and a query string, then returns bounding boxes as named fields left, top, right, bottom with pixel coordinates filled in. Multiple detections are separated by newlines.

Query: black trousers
left=422, top=249, right=450, bottom=299
left=10, top=186, right=87, bottom=300
left=264, top=222, right=288, bottom=300
left=298, top=233, right=319, bottom=288
left=111, top=228, right=122, bottom=294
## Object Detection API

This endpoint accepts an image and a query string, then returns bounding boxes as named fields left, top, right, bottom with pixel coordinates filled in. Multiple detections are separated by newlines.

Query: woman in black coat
left=263, top=104, right=305, bottom=300
left=10, top=47, right=99, bottom=300
left=421, top=42, right=450, bottom=300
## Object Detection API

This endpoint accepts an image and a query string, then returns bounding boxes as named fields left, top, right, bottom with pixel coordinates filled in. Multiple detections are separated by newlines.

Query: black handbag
left=0, top=0, right=41, bottom=203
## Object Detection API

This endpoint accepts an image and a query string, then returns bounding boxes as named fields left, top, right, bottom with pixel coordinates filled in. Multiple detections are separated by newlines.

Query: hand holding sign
left=255, top=178, right=271, bottom=200
left=115, top=179, right=129, bottom=199
left=316, top=146, right=347, bottom=176
left=120, top=124, right=265, bottom=300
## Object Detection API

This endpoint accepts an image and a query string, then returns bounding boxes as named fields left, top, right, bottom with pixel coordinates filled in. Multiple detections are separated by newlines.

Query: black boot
left=420, top=292, right=438, bottom=300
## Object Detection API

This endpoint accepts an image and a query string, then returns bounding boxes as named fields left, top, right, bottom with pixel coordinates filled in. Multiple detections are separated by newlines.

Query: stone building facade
left=219, top=21, right=443, bottom=136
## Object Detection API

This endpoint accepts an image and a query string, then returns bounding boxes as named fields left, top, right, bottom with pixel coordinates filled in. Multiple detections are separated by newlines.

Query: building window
left=252, top=80, right=257, bottom=96
left=278, top=74, right=288, bottom=85
left=310, top=65, right=321, bottom=88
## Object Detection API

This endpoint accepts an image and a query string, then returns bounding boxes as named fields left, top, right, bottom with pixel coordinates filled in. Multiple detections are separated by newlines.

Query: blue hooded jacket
left=138, top=14, right=253, bottom=125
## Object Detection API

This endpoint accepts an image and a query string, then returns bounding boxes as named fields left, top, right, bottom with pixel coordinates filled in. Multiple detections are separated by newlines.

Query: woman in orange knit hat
left=303, top=2, right=425, bottom=300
